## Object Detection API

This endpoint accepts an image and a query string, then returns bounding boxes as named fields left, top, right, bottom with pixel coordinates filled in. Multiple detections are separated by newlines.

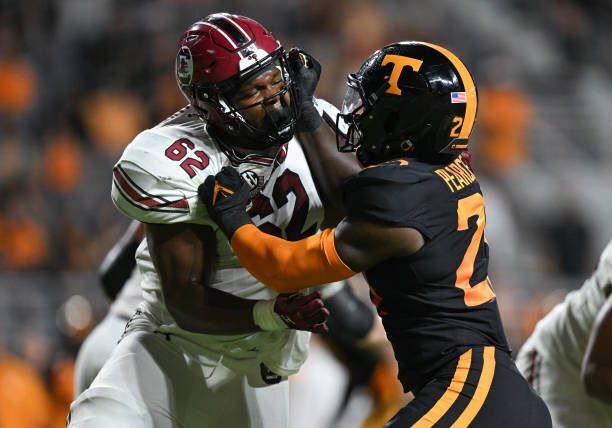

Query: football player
left=516, top=240, right=612, bottom=426
left=68, top=13, right=341, bottom=427
left=202, top=42, right=553, bottom=426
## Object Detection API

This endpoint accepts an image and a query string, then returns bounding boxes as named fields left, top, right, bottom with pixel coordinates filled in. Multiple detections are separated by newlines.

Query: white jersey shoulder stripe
left=113, top=164, right=189, bottom=213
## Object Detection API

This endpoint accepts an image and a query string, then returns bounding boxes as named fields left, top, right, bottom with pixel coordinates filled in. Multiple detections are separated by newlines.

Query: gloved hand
left=253, top=291, right=329, bottom=334
left=275, top=291, right=329, bottom=334
left=287, top=48, right=322, bottom=132
left=198, top=166, right=251, bottom=239
left=460, top=149, right=474, bottom=172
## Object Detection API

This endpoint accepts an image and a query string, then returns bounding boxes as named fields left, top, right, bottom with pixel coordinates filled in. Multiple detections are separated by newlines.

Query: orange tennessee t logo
left=381, top=54, right=423, bottom=95
left=212, top=182, right=235, bottom=206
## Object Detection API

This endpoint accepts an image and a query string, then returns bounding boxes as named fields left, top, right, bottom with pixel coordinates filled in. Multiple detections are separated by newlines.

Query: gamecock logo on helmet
left=176, top=46, right=193, bottom=85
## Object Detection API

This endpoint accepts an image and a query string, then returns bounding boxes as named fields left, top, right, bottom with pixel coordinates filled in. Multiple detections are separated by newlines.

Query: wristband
left=253, top=299, right=287, bottom=331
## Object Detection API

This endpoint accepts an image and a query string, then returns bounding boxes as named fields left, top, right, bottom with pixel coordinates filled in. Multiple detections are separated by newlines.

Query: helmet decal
left=423, top=42, right=477, bottom=139
left=450, top=92, right=467, bottom=103
left=176, top=46, right=193, bottom=86
left=381, top=54, right=423, bottom=95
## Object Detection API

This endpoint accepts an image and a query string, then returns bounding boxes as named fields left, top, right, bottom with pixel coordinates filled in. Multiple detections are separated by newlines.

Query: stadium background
left=0, top=0, right=611, bottom=426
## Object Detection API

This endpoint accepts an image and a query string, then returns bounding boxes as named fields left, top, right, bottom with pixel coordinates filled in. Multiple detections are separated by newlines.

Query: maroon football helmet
left=175, top=13, right=298, bottom=153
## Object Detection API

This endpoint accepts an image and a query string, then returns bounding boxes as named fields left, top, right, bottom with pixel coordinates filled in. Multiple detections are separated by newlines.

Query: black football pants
left=385, top=346, right=552, bottom=427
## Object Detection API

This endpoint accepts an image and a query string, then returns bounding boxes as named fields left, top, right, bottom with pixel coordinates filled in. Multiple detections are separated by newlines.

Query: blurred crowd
left=1, top=0, right=611, bottom=425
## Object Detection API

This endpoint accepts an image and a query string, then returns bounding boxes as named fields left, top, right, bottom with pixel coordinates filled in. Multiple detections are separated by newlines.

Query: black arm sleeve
left=98, top=238, right=139, bottom=301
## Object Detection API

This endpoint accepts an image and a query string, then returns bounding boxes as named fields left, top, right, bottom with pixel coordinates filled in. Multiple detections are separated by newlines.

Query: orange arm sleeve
left=230, top=224, right=356, bottom=293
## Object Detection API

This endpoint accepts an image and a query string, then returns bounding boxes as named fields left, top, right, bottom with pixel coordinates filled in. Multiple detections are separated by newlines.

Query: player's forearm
left=297, top=125, right=361, bottom=220
left=231, top=224, right=355, bottom=292
left=165, top=285, right=259, bottom=334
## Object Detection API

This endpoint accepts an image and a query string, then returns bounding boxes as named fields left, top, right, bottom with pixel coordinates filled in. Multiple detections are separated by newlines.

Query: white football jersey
left=111, top=101, right=333, bottom=376
left=528, top=240, right=612, bottom=367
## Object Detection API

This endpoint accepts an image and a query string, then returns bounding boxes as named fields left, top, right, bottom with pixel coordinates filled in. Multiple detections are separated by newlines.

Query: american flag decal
left=451, top=92, right=467, bottom=103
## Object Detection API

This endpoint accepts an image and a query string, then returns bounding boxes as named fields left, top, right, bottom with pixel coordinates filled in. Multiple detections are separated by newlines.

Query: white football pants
left=68, top=313, right=289, bottom=428
left=73, top=312, right=129, bottom=397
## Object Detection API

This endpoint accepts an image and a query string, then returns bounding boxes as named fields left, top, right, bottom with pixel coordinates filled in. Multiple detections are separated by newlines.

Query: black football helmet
left=337, top=41, right=478, bottom=166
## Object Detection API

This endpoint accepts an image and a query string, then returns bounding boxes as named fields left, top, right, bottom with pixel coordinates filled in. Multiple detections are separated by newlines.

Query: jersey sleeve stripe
left=113, top=165, right=189, bottom=212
